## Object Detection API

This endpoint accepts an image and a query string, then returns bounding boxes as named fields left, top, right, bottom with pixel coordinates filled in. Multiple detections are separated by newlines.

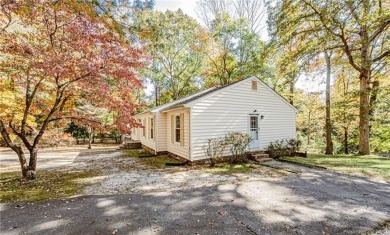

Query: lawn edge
left=278, top=158, right=327, bottom=170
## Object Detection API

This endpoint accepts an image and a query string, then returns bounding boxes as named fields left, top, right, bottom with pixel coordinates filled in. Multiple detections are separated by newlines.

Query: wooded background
left=0, top=0, right=389, bottom=161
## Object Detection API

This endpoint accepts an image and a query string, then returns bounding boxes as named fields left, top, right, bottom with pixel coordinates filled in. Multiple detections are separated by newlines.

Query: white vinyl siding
left=189, top=78, right=296, bottom=161
left=132, top=77, right=296, bottom=161
left=156, top=112, right=167, bottom=152
left=133, top=113, right=156, bottom=153
left=166, top=108, right=190, bottom=159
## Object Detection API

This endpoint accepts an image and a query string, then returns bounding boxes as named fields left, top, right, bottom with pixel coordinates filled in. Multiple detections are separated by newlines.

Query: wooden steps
left=250, top=150, right=272, bottom=163
left=119, top=141, right=142, bottom=150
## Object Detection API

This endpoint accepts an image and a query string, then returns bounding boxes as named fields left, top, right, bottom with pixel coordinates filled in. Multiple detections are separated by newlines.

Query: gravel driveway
left=1, top=150, right=389, bottom=234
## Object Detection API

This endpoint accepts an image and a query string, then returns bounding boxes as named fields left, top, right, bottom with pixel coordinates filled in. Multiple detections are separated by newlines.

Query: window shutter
left=180, top=113, right=184, bottom=146
left=171, top=115, right=174, bottom=143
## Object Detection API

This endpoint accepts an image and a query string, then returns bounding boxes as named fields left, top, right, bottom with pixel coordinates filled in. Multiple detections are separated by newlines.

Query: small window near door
left=175, top=115, right=180, bottom=143
left=251, top=80, right=257, bottom=91
left=150, top=117, right=154, bottom=139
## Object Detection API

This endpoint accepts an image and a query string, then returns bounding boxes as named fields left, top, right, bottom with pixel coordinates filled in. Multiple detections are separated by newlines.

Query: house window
left=150, top=117, right=154, bottom=139
left=175, top=115, right=180, bottom=143
left=142, top=118, right=145, bottom=137
left=251, top=80, right=257, bottom=91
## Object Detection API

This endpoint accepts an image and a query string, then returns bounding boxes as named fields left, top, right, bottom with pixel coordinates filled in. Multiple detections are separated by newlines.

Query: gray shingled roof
left=157, top=87, right=221, bottom=111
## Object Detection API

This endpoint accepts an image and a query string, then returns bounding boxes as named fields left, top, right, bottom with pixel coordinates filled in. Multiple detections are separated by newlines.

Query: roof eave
left=160, top=104, right=188, bottom=113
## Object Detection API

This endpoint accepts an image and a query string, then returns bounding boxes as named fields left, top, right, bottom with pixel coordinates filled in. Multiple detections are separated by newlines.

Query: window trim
left=174, top=115, right=181, bottom=144
left=150, top=117, right=154, bottom=140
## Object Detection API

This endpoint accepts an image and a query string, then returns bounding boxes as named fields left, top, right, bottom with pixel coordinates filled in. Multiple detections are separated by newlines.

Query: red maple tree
left=0, top=0, right=144, bottom=179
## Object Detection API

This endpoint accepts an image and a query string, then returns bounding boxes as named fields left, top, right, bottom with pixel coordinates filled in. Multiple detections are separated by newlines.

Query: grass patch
left=77, top=150, right=117, bottom=157
left=282, top=154, right=390, bottom=181
left=121, top=149, right=182, bottom=168
left=206, top=163, right=255, bottom=174
left=0, top=170, right=100, bottom=202
left=141, top=156, right=182, bottom=168
left=121, top=149, right=153, bottom=158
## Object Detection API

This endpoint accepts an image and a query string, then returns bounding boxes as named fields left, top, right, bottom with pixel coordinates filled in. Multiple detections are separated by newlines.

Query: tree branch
left=373, top=50, right=390, bottom=62
left=32, top=87, right=65, bottom=148
left=0, top=119, right=20, bottom=151
left=0, top=0, right=13, bottom=33
left=370, top=18, right=390, bottom=42
left=22, top=75, right=44, bottom=136
left=9, top=120, right=32, bottom=150
left=59, top=71, right=92, bottom=88
left=48, top=116, right=101, bottom=124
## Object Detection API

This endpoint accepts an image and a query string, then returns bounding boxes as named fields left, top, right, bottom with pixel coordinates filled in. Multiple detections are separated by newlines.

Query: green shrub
left=286, top=138, right=302, bottom=152
left=202, top=137, right=227, bottom=167
left=225, top=132, right=252, bottom=163
left=267, top=138, right=301, bottom=158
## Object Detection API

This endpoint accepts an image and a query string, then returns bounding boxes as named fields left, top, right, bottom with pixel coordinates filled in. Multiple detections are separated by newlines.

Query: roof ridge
left=151, top=86, right=218, bottom=112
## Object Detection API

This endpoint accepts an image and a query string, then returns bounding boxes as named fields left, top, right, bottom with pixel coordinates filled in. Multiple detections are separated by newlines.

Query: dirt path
left=67, top=151, right=288, bottom=195
left=0, top=146, right=119, bottom=172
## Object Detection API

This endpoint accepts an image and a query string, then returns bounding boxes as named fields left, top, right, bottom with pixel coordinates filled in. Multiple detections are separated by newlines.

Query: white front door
left=249, top=114, right=260, bottom=149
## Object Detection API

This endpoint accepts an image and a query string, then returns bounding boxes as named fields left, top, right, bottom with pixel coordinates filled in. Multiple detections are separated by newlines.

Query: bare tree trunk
left=15, top=145, right=29, bottom=178
left=369, top=80, right=379, bottom=122
left=25, top=148, right=38, bottom=180
left=289, top=81, right=294, bottom=105
left=358, top=26, right=371, bottom=155
left=120, top=133, right=125, bottom=144
left=88, top=127, right=94, bottom=149
left=324, top=50, right=333, bottom=155
left=307, top=111, right=311, bottom=145
left=0, top=120, right=30, bottom=179
left=344, top=126, right=349, bottom=154
left=358, top=70, right=371, bottom=155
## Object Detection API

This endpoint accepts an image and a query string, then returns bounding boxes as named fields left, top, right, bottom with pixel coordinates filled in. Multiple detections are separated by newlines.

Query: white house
left=131, top=76, right=298, bottom=161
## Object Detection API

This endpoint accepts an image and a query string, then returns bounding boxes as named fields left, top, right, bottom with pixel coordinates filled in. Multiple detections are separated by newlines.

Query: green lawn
left=121, top=149, right=255, bottom=173
left=205, top=163, right=255, bottom=174
left=121, top=149, right=182, bottom=168
left=0, top=170, right=101, bottom=202
left=282, top=154, right=390, bottom=181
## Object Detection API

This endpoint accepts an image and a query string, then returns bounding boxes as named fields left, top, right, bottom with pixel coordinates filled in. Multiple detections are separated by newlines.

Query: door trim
left=248, top=113, right=260, bottom=150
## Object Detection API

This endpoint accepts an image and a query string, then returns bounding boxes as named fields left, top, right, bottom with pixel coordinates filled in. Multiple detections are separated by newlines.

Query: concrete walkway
left=1, top=160, right=389, bottom=235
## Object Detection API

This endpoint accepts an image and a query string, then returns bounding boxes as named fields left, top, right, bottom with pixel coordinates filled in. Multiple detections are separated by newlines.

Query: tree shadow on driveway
left=1, top=167, right=389, bottom=235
